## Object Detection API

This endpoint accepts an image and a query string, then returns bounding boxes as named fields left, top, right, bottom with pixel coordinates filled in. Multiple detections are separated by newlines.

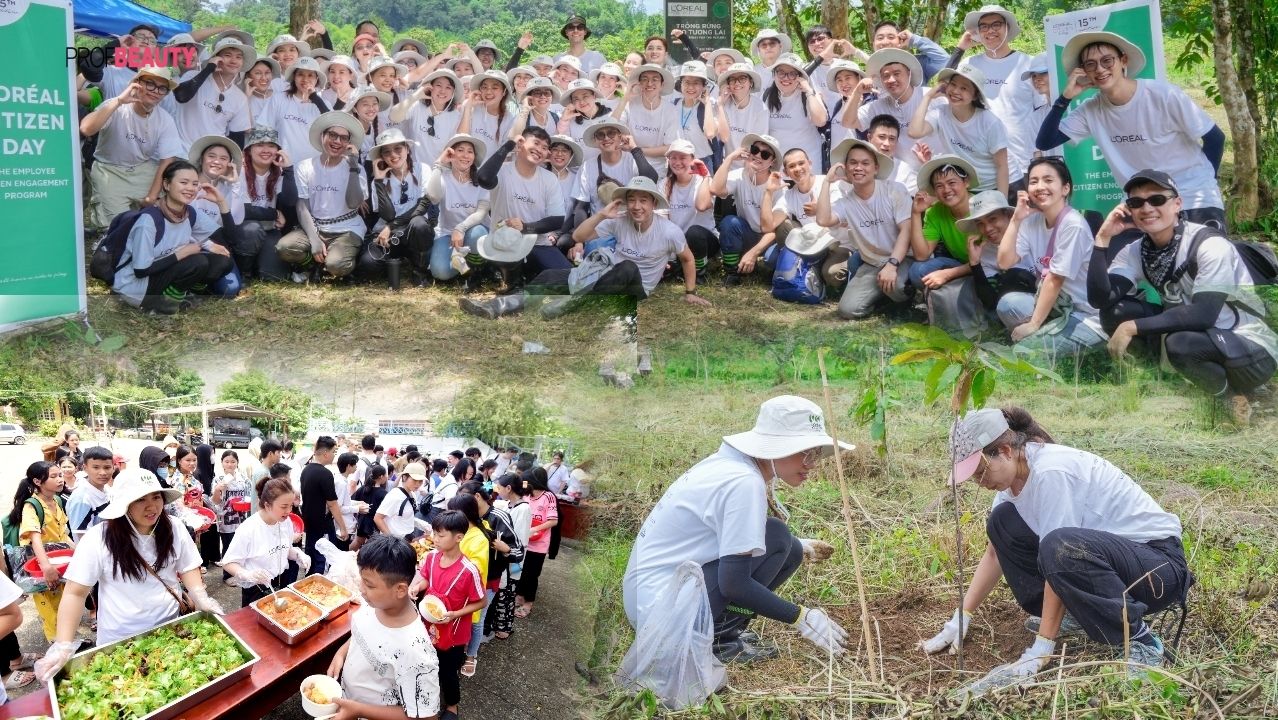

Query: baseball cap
left=948, top=408, right=1009, bottom=485
left=1122, top=169, right=1179, bottom=196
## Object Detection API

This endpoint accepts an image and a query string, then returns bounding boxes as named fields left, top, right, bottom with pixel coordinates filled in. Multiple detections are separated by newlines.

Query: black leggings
left=437, top=644, right=466, bottom=708
left=700, top=516, right=803, bottom=641
left=529, top=260, right=648, bottom=299
left=144, top=253, right=234, bottom=297
left=685, top=225, right=719, bottom=262
left=356, top=215, right=435, bottom=277
left=516, top=550, right=547, bottom=602
left=1165, top=330, right=1276, bottom=397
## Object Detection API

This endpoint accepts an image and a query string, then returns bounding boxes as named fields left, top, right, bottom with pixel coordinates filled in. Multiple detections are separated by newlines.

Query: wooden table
left=0, top=606, right=352, bottom=719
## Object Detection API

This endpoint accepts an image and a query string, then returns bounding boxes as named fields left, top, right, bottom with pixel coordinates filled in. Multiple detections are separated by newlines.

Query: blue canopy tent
left=72, top=0, right=191, bottom=41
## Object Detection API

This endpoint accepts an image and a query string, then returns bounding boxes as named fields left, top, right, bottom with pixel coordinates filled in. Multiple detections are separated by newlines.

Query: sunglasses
left=596, top=128, right=621, bottom=139
left=749, top=145, right=774, bottom=161
left=323, top=130, right=352, bottom=142
left=399, top=180, right=410, bottom=205
left=1125, top=194, right=1175, bottom=209
left=426, top=114, right=435, bottom=137
left=566, top=23, right=586, bottom=31
left=214, top=91, right=225, bottom=114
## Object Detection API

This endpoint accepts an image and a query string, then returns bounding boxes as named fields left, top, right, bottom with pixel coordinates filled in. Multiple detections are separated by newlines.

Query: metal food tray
left=287, top=574, right=354, bottom=621
left=250, top=588, right=326, bottom=645
left=49, top=611, right=259, bottom=720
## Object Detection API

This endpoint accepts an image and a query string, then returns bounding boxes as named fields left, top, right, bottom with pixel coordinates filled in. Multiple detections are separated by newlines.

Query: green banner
left=1044, top=0, right=1166, bottom=215
left=0, top=0, right=85, bottom=335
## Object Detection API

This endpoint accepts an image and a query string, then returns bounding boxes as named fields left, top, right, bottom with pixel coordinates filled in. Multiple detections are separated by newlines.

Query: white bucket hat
left=665, top=138, right=697, bottom=157
left=723, top=395, right=854, bottom=460
left=610, top=176, right=669, bottom=210
left=866, top=48, right=923, bottom=89
left=769, top=53, right=809, bottom=82
left=832, top=137, right=893, bottom=180
left=423, top=68, right=460, bottom=89
left=309, top=48, right=336, bottom=62
left=706, top=48, right=747, bottom=79
left=530, top=54, right=555, bottom=69
left=345, top=87, right=392, bottom=113
left=934, top=63, right=989, bottom=105
left=391, top=38, right=431, bottom=58
left=250, top=56, right=281, bottom=79
left=188, top=135, right=243, bottom=168
left=675, top=61, right=710, bottom=91
left=284, top=56, right=327, bottom=88
left=956, top=190, right=1014, bottom=234
left=267, top=34, right=312, bottom=58
left=324, top=54, right=359, bottom=77
left=366, top=55, right=409, bottom=80
left=741, top=133, right=782, bottom=171
left=548, top=134, right=584, bottom=167
left=1020, top=52, right=1049, bottom=81
left=519, top=76, right=561, bottom=103
left=440, top=133, right=488, bottom=166
left=825, top=59, right=865, bottom=93
left=1062, top=31, right=1146, bottom=77
left=963, top=5, right=1022, bottom=43
left=369, top=127, right=419, bottom=161
left=564, top=78, right=603, bottom=101
left=469, top=69, right=512, bottom=94
left=918, top=154, right=980, bottom=195
left=717, top=62, right=762, bottom=91
left=583, top=120, right=630, bottom=149
left=211, top=36, right=257, bottom=67
left=627, top=63, right=675, bottom=95
left=100, top=468, right=182, bottom=520
left=785, top=224, right=838, bottom=256
left=508, top=65, right=538, bottom=83
left=213, top=29, right=255, bottom=50
left=477, top=225, right=536, bottom=263
left=554, top=55, right=582, bottom=74
left=948, top=407, right=1009, bottom=485
left=308, top=110, right=365, bottom=154
left=133, top=65, right=178, bottom=90
left=394, top=50, right=428, bottom=67
left=750, top=29, right=792, bottom=57
left=474, top=39, right=501, bottom=59
left=590, top=62, right=626, bottom=84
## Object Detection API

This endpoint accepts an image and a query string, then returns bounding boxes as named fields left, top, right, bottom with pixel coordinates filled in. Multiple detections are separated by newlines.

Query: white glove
left=413, top=518, right=431, bottom=533
left=920, top=608, right=971, bottom=654
left=966, top=635, right=1056, bottom=694
left=187, top=585, right=225, bottom=615
left=794, top=607, right=848, bottom=655
left=35, top=640, right=80, bottom=683
left=289, top=547, right=312, bottom=575
left=243, top=568, right=273, bottom=586
left=799, top=538, right=835, bottom=563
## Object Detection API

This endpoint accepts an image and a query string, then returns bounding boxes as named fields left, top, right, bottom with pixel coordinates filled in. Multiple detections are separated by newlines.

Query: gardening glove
left=35, top=641, right=80, bottom=683
left=964, top=635, right=1055, bottom=695
left=920, top=608, right=971, bottom=654
left=187, top=585, right=225, bottom=615
left=799, top=538, right=835, bottom=563
left=794, top=607, right=848, bottom=655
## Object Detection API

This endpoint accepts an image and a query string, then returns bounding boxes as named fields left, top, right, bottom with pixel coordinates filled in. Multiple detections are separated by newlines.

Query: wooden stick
left=817, top=347, right=878, bottom=683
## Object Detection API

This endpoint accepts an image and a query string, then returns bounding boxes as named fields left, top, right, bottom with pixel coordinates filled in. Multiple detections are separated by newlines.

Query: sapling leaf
left=924, top=360, right=953, bottom=404
left=891, top=349, right=946, bottom=365
left=971, top=368, right=996, bottom=409
left=927, top=364, right=961, bottom=405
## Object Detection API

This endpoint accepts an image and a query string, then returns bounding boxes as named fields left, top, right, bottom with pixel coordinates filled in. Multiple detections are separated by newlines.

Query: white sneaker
left=290, top=272, right=307, bottom=284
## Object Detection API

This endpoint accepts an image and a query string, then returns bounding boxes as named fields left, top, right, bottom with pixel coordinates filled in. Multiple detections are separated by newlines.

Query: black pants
left=219, top=531, right=236, bottom=581
left=233, top=220, right=289, bottom=281
left=701, top=517, right=803, bottom=642
left=685, top=225, right=719, bottom=264
left=144, top=253, right=234, bottom=298
left=525, top=244, right=573, bottom=277
left=530, top=260, right=648, bottom=299
left=516, top=550, right=547, bottom=602
left=987, top=503, right=1190, bottom=646
left=356, top=215, right=435, bottom=277
left=437, top=644, right=466, bottom=708
left=304, top=529, right=329, bottom=576
left=199, top=529, right=220, bottom=568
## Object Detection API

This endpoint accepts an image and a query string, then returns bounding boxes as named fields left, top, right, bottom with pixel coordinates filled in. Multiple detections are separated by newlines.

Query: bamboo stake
left=816, top=347, right=878, bottom=683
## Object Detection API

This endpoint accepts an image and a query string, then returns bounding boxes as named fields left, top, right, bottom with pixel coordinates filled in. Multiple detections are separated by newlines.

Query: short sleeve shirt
left=595, top=216, right=688, bottom=295
left=94, top=103, right=184, bottom=166
left=831, top=179, right=912, bottom=264
left=342, top=604, right=440, bottom=717
left=295, top=157, right=370, bottom=235
left=300, top=462, right=339, bottom=535
left=922, top=202, right=969, bottom=262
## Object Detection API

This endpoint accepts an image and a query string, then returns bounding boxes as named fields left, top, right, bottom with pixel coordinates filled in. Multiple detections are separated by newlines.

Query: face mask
left=156, top=467, right=169, bottom=480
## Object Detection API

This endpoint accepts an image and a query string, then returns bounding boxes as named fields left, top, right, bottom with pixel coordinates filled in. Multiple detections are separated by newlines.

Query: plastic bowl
left=288, top=512, right=304, bottom=534
left=418, top=594, right=447, bottom=623
left=300, top=674, right=342, bottom=716
left=194, top=507, right=217, bottom=527
left=229, top=497, right=252, bottom=513
left=23, top=548, right=73, bottom=578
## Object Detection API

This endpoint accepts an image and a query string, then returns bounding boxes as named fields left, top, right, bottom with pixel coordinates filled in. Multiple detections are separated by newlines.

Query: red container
left=288, top=513, right=304, bottom=534
left=193, top=507, right=216, bottom=531
left=229, top=497, right=251, bottom=513
left=24, top=548, right=74, bottom=577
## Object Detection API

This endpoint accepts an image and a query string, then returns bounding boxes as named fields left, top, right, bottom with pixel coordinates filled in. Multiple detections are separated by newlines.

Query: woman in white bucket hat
left=622, top=395, right=852, bottom=664
left=34, top=469, right=224, bottom=682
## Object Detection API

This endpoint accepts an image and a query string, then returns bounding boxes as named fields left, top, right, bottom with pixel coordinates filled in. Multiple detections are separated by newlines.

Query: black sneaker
left=713, top=636, right=779, bottom=664
left=723, top=273, right=742, bottom=287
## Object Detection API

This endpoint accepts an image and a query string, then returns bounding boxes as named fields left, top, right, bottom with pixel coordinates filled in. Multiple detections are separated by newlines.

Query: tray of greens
left=50, top=612, right=259, bottom=720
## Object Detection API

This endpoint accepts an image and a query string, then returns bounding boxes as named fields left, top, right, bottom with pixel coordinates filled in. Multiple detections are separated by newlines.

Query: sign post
left=1044, top=0, right=1165, bottom=215
left=0, top=0, right=85, bottom=336
left=665, top=0, right=732, bottom=64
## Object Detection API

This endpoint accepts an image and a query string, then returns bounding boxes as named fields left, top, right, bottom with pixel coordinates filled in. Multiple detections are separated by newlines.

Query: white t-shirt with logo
left=595, top=216, right=688, bottom=295
left=492, top=163, right=564, bottom=241
left=63, top=515, right=203, bottom=645
left=663, top=175, right=714, bottom=231
left=966, top=51, right=1038, bottom=179
left=341, top=604, right=439, bottom=717
left=723, top=167, right=769, bottom=232
left=1014, top=208, right=1103, bottom=333
left=767, top=89, right=824, bottom=169
left=857, top=89, right=930, bottom=166
left=295, top=157, right=369, bottom=235
left=401, top=105, right=462, bottom=163
left=832, top=179, right=912, bottom=264
left=574, top=152, right=644, bottom=211
left=94, top=103, right=184, bottom=167
left=619, top=100, right=680, bottom=176
left=926, top=106, right=1012, bottom=189
left=1058, top=80, right=1221, bottom=211
left=370, top=163, right=431, bottom=233
left=1108, top=225, right=1278, bottom=362
left=720, top=95, right=769, bottom=153
left=431, top=169, right=491, bottom=237
left=259, top=92, right=324, bottom=164
left=219, top=512, right=295, bottom=581
left=672, top=99, right=714, bottom=160
left=467, top=108, right=517, bottom=153
left=176, top=79, right=252, bottom=153
left=622, top=442, right=768, bottom=629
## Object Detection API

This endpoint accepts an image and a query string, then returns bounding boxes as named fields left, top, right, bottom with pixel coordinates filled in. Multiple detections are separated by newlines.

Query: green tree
left=217, top=370, right=312, bottom=436
left=436, top=385, right=569, bottom=447
left=97, top=384, right=167, bottom=428
left=135, top=354, right=204, bottom=400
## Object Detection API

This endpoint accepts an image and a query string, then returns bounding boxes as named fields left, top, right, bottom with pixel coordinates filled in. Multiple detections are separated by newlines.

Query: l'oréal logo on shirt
left=1110, top=134, right=1148, bottom=143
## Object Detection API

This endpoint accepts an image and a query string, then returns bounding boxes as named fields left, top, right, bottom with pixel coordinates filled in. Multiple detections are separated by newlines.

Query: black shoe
left=141, top=294, right=181, bottom=315
left=723, top=273, right=742, bottom=287
left=713, top=636, right=779, bottom=664
left=412, top=270, right=434, bottom=288
left=459, top=295, right=526, bottom=319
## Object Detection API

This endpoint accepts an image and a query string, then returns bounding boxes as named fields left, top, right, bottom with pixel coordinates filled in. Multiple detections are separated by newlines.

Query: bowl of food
left=300, top=674, right=342, bottom=716
left=24, top=548, right=74, bottom=578
left=418, top=594, right=448, bottom=623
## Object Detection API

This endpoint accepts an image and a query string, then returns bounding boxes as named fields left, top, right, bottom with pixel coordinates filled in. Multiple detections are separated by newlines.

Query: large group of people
left=0, top=431, right=570, bottom=719
left=73, top=6, right=1273, bottom=420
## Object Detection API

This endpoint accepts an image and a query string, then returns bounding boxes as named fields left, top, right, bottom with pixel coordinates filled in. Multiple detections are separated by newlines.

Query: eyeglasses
left=977, top=20, right=1006, bottom=32
left=1125, top=194, right=1176, bottom=209
left=1081, top=55, right=1120, bottom=73
left=139, top=80, right=170, bottom=95
left=749, top=145, right=774, bottom=161
left=807, top=34, right=830, bottom=43
left=596, top=128, right=621, bottom=139
left=323, top=130, right=352, bottom=142
left=774, top=69, right=800, bottom=80
left=566, top=23, right=586, bottom=31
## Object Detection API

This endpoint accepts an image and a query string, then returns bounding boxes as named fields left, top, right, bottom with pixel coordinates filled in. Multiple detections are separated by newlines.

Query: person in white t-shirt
left=391, top=69, right=463, bottom=163
left=623, top=396, right=851, bottom=664
left=763, top=53, right=829, bottom=172
left=817, top=138, right=913, bottom=319
left=616, top=64, right=681, bottom=177
left=80, top=65, right=184, bottom=231
left=257, top=56, right=328, bottom=165
left=850, top=50, right=932, bottom=169
left=710, top=133, right=782, bottom=284
left=662, top=139, right=717, bottom=282
left=1089, top=170, right=1277, bottom=426
left=1039, top=31, right=1227, bottom=228
left=375, top=462, right=427, bottom=540
left=557, top=15, right=606, bottom=77
left=864, top=114, right=920, bottom=194
left=714, top=63, right=769, bottom=157
left=173, top=37, right=254, bottom=154
left=35, top=470, right=224, bottom=681
left=923, top=407, right=1189, bottom=690
left=277, top=111, right=369, bottom=279
left=220, top=477, right=312, bottom=607
left=909, top=63, right=1012, bottom=196
left=995, top=156, right=1106, bottom=356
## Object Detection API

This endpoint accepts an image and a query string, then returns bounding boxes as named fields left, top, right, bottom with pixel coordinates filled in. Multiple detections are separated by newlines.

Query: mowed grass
left=571, top=315, right=1278, bottom=719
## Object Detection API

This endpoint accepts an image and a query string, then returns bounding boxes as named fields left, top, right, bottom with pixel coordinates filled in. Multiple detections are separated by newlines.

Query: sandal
left=494, top=631, right=511, bottom=640
left=10, top=652, right=38, bottom=671
left=514, top=604, right=532, bottom=619
left=4, top=670, right=35, bottom=690
left=460, top=656, right=477, bottom=678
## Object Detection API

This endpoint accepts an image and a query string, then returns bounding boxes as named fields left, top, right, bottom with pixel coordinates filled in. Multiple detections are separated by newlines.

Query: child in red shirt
left=410, top=510, right=485, bottom=720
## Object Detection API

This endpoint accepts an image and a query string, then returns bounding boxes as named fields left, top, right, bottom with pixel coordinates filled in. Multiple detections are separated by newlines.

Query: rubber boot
left=458, top=294, right=526, bottom=319
left=540, top=293, right=587, bottom=319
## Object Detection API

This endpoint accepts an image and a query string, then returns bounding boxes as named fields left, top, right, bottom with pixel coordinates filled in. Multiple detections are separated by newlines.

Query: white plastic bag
left=315, top=537, right=364, bottom=605
left=616, top=560, right=725, bottom=710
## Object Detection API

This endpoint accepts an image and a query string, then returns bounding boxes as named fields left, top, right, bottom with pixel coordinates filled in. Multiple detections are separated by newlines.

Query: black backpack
left=90, top=206, right=196, bottom=285
left=1169, top=225, right=1278, bottom=288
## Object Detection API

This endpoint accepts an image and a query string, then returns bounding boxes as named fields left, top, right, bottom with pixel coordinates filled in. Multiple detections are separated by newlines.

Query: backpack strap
left=78, top=500, right=111, bottom=532
left=25, top=497, right=45, bottom=530
left=1166, top=225, right=1221, bottom=286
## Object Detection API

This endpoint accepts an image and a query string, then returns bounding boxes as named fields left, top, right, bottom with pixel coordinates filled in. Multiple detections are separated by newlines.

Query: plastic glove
left=242, top=568, right=273, bottom=586
left=289, top=547, right=312, bottom=575
left=794, top=607, right=848, bottom=655
left=920, top=608, right=971, bottom=654
left=799, top=538, right=835, bottom=563
left=413, top=518, right=431, bottom=533
left=35, top=640, right=81, bottom=683
left=187, top=585, right=225, bottom=615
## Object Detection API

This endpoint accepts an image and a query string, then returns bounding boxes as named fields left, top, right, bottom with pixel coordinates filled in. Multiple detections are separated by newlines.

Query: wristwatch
left=885, top=257, right=900, bottom=267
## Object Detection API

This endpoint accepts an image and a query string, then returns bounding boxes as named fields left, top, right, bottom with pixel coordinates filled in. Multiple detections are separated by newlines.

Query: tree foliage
left=216, top=370, right=312, bottom=436
left=97, top=383, right=167, bottom=428
left=436, top=385, right=569, bottom=447
left=134, top=354, right=204, bottom=400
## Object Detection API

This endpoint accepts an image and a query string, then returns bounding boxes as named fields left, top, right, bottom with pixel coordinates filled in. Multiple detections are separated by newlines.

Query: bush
left=436, top=385, right=570, bottom=448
